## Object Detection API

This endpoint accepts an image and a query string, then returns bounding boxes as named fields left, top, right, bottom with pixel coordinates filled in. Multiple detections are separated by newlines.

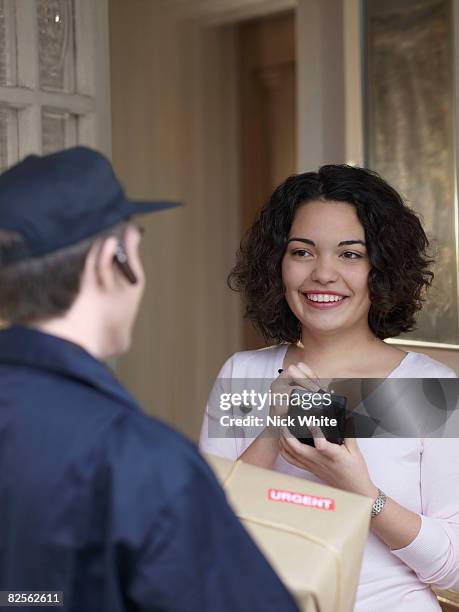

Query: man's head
left=0, top=147, right=178, bottom=358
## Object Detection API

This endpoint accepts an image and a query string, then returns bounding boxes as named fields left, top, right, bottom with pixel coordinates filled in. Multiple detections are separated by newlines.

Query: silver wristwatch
left=371, top=488, right=387, bottom=518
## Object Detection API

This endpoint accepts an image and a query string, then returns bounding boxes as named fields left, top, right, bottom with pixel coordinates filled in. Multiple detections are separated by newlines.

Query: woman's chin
left=304, top=324, right=345, bottom=335
left=297, top=312, right=356, bottom=335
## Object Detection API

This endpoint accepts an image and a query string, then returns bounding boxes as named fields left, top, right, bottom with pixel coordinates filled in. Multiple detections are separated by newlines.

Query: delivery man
left=0, top=147, right=298, bottom=612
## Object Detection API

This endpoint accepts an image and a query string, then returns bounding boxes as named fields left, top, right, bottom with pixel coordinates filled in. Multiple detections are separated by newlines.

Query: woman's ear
left=90, top=235, right=119, bottom=291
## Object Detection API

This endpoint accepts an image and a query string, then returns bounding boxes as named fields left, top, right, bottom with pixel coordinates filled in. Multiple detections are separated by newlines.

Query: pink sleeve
left=391, top=437, right=459, bottom=590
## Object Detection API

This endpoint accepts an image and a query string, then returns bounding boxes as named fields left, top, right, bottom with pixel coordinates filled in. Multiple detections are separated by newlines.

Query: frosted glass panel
left=0, top=0, right=7, bottom=86
left=38, top=0, right=74, bottom=91
left=0, top=107, right=17, bottom=173
left=0, top=0, right=15, bottom=86
left=364, top=0, right=458, bottom=345
left=42, top=109, right=70, bottom=154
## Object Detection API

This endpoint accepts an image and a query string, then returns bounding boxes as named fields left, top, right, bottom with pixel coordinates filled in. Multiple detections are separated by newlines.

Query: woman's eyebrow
left=287, top=237, right=315, bottom=246
left=339, top=239, right=366, bottom=247
left=287, top=237, right=366, bottom=247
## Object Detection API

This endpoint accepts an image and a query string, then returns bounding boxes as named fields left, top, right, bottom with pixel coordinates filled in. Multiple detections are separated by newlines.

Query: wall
left=296, top=0, right=346, bottom=170
left=109, top=0, right=242, bottom=440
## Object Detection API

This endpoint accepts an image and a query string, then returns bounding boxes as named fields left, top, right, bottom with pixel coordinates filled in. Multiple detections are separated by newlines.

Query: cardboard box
left=205, top=453, right=372, bottom=612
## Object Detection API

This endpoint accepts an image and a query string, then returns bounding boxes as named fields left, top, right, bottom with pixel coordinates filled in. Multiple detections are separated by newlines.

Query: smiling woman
left=282, top=200, right=372, bottom=339
left=200, top=165, right=459, bottom=612
left=228, top=165, right=434, bottom=345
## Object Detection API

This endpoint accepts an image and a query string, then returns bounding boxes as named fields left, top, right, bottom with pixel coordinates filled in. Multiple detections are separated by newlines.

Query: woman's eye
left=341, top=251, right=362, bottom=259
left=292, top=249, right=311, bottom=257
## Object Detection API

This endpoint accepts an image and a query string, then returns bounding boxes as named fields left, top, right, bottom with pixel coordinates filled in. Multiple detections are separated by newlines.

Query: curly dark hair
left=228, top=164, right=435, bottom=343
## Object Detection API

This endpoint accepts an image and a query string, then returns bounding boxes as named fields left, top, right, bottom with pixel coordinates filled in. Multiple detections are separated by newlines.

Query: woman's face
left=282, top=200, right=372, bottom=336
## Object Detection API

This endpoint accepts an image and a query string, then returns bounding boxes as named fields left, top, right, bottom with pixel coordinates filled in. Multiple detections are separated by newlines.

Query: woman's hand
left=270, top=362, right=322, bottom=419
left=239, top=361, right=321, bottom=469
left=279, top=429, right=378, bottom=498
left=279, top=431, right=423, bottom=550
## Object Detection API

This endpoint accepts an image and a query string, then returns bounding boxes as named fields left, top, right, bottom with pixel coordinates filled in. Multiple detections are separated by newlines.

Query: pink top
left=199, top=345, right=459, bottom=611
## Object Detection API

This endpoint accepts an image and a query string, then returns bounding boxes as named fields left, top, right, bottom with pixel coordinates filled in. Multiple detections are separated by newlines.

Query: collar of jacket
left=0, top=324, right=140, bottom=411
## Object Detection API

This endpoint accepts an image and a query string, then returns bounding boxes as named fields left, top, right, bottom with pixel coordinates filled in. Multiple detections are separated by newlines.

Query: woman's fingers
left=281, top=427, right=339, bottom=461
left=296, top=362, right=321, bottom=388
left=278, top=445, right=304, bottom=470
left=276, top=363, right=321, bottom=391
left=279, top=431, right=311, bottom=469
left=343, top=436, right=360, bottom=454
left=270, top=362, right=322, bottom=418
left=280, top=428, right=317, bottom=461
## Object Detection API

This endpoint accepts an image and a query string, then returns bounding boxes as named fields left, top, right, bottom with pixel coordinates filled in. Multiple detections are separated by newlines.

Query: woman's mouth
left=303, top=293, right=348, bottom=309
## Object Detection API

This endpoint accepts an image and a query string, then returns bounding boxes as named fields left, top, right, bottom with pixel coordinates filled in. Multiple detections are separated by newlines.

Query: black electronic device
left=287, top=388, right=347, bottom=447
left=114, top=242, right=138, bottom=284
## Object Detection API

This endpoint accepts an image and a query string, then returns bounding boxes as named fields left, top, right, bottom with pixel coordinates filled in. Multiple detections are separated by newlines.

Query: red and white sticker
left=268, top=488, right=335, bottom=511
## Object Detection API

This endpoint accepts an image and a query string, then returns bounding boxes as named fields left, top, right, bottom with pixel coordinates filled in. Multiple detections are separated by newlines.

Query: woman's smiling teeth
left=305, top=293, right=346, bottom=302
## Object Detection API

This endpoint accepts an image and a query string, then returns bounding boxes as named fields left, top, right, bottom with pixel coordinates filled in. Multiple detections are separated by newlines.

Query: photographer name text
left=220, top=414, right=337, bottom=427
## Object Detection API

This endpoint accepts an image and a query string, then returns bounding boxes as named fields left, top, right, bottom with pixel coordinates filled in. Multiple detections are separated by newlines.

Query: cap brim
left=130, top=200, right=181, bottom=214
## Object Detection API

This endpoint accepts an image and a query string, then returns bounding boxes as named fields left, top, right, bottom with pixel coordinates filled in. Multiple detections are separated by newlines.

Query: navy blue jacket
left=0, top=326, right=298, bottom=612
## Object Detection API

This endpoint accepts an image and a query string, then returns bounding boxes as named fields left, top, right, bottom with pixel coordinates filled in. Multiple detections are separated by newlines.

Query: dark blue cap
left=0, top=146, right=179, bottom=264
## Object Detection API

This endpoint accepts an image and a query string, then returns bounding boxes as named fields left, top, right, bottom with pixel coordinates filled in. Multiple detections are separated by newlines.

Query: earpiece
left=113, top=242, right=138, bottom=284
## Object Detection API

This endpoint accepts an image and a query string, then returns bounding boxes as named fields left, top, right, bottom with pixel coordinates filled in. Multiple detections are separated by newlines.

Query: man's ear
left=88, top=235, right=119, bottom=291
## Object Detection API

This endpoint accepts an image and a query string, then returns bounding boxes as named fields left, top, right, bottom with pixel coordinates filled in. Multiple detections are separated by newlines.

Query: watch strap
left=371, top=488, right=387, bottom=518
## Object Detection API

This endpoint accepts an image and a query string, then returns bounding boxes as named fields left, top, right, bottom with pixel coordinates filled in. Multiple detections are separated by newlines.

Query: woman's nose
left=310, top=256, right=339, bottom=283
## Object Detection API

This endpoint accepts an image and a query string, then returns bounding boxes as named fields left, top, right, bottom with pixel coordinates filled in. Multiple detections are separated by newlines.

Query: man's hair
left=228, top=164, right=435, bottom=342
left=0, top=224, right=125, bottom=325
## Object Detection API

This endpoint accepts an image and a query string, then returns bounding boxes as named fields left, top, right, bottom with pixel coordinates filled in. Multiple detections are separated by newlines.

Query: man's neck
left=31, top=315, right=106, bottom=360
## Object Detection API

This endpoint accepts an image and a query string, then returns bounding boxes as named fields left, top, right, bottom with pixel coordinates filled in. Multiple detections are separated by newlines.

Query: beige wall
left=109, top=0, right=243, bottom=440
left=296, top=0, right=346, bottom=168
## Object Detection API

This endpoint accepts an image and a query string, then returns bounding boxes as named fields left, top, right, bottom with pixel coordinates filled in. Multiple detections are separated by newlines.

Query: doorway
left=237, top=10, right=297, bottom=349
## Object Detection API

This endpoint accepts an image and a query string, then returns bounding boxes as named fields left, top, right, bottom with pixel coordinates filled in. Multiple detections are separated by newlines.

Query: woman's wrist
left=355, top=482, right=379, bottom=500
left=370, top=488, right=388, bottom=518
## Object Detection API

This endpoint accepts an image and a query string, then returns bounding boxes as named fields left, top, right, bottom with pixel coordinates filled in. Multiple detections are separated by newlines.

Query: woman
left=199, top=165, right=459, bottom=611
